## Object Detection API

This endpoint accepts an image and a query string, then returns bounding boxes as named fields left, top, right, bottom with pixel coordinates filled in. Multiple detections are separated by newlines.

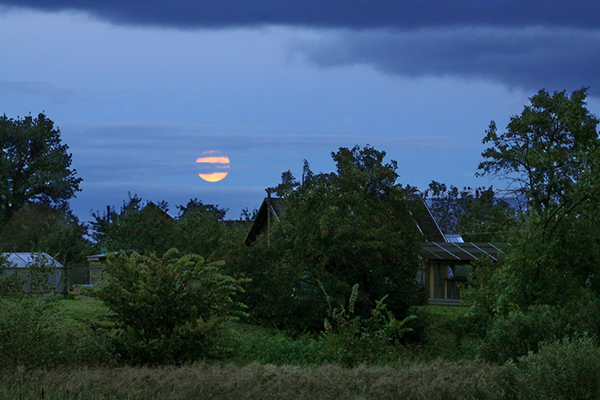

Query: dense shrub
left=478, top=302, right=600, bottom=363
left=319, top=284, right=416, bottom=366
left=0, top=296, right=112, bottom=369
left=96, top=249, right=248, bottom=365
left=506, top=335, right=600, bottom=399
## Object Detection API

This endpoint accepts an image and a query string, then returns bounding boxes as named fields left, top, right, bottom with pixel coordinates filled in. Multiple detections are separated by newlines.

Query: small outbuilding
left=0, top=252, right=65, bottom=292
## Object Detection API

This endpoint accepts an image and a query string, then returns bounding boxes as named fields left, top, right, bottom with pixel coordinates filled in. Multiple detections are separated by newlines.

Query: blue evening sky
left=0, top=2, right=598, bottom=220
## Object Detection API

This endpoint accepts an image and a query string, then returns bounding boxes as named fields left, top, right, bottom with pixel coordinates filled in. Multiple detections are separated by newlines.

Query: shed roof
left=2, top=253, right=64, bottom=269
left=421, top=242, right=506, bottom=262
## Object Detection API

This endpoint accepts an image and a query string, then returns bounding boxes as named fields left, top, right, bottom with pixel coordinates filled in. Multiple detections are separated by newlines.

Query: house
left=244, top=194, right=504, bottom=305
left=0, top=252, right=64, bottom=292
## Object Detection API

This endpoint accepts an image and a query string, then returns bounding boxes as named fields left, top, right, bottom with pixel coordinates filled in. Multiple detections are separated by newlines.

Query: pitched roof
left=409, top=198, right=446, bottom=242
left=244, top=195, right=446, bottom=245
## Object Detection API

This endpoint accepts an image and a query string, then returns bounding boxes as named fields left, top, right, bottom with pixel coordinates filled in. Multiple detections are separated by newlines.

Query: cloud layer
left=2, top=1, right=598, bottom=95
left=291, top=27, right=600, bottom=94
left=1, top=1, right=598, bottom=29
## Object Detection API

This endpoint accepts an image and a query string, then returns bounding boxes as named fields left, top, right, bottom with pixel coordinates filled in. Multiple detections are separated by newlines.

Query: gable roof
left=409, top=198, right=446, bottom=242
left=244, top=195, right=446, bottom=245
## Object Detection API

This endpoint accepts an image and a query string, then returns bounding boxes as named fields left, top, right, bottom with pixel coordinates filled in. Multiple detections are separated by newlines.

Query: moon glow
left=196, top=151, right=230, bottom=182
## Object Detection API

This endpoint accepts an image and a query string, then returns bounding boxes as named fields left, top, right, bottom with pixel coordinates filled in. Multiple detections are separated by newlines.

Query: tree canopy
left=465, top=88, right=600, bottom=361
left=247, top=145, right=423, bottom=329
left=0, top=113, right=82, bottom=221
left=477, top=88, right=599, bottom=211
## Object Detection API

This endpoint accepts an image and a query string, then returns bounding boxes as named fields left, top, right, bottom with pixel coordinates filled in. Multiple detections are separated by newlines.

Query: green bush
left=0, top=296, right=112, bottom=369
left=506, top=335, right=600, bottom=400
left=96, top=249, right=249, bottom=365
left=478, top=303, right=600, bottom=363
left=319, top=284, right=416, bottom=366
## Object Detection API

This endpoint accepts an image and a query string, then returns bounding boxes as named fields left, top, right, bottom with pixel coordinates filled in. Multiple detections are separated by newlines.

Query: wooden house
left=244, top=194, right=504, bottom=305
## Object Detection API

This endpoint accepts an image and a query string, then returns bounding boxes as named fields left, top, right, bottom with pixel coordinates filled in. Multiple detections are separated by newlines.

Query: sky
left=1, top=1, right=599, bottom=221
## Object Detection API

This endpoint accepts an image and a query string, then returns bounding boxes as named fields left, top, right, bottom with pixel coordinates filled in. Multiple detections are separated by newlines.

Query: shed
left=1, top=252, right=64, bottom=292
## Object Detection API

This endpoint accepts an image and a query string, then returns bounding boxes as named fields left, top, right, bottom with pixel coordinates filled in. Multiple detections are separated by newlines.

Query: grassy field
left=2, top=299, right=599, bottom=399
left=0, top=360, right=510, bottom=400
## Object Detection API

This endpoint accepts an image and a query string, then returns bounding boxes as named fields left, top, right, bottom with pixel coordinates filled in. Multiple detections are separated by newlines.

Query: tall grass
left=0, top=361, right=509, bottom=400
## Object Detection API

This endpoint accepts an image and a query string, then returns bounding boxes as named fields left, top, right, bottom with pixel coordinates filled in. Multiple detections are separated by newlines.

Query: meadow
left=2, top=299, right=599, bottom=400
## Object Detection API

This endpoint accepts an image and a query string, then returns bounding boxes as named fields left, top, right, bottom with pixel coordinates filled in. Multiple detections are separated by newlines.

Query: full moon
left=196, top=151, right=230, bottom=182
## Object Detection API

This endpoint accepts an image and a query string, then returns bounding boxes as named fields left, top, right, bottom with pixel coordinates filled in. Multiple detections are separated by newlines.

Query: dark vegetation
left=1, top=88, right=600, bottom=398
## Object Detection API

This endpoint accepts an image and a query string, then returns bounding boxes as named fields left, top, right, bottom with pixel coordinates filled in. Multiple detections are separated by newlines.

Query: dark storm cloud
left=3, top=1, right=598, bottom=95
left=0, top=0, right=598, bottom=29
left=291, top=27, right=600, bottom=94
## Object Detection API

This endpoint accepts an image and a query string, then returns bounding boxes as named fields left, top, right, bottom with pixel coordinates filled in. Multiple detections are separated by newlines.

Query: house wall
left=425, top=261, right=471, bottom=306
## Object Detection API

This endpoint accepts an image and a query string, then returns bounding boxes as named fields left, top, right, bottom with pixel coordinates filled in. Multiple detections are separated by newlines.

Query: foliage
left=0, top=296, right=112, bottom=370
left=0, top=296, right=63, bottom=369
left=423, top=181, right=516, bottom=241
left=91, top=194, right=232, bottom=259
left=177, top=198, right=228, bottom=221
left=0, top=202, right=91, bottom=266
left=258, top=145, right=422, bottom=330
left=320, top=283, right=417, bottom=366
left=95, top=249, right=248, bottom=365
left=0, top=113, right=82, bottom=222
left=90, top=193, right=177, bottom=254
left=0, top=253, right=63, bottom=295
left=230, top=323, right=330, bottom=366
left=172, top=199, right=228, bottom=258
left=477, top=304, right=600, bottom=363
left=505, top=335, right=600, bottom=400
left=464, top=87, right=600, bottom=362
left=478, top=87, right=599, bottom=211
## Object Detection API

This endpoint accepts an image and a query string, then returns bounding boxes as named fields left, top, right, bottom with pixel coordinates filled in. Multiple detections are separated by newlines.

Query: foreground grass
left=0, top=361, right=509, bottom=400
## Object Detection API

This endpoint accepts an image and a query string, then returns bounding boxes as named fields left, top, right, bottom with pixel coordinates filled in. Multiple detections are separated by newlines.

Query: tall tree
left=0, top=113, right=82, bottom=221
left=477, top=88, right=599, bottom=212
left=463, top=89, right=600, bottom=360
left=172, top=199, right=228, bottom=258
